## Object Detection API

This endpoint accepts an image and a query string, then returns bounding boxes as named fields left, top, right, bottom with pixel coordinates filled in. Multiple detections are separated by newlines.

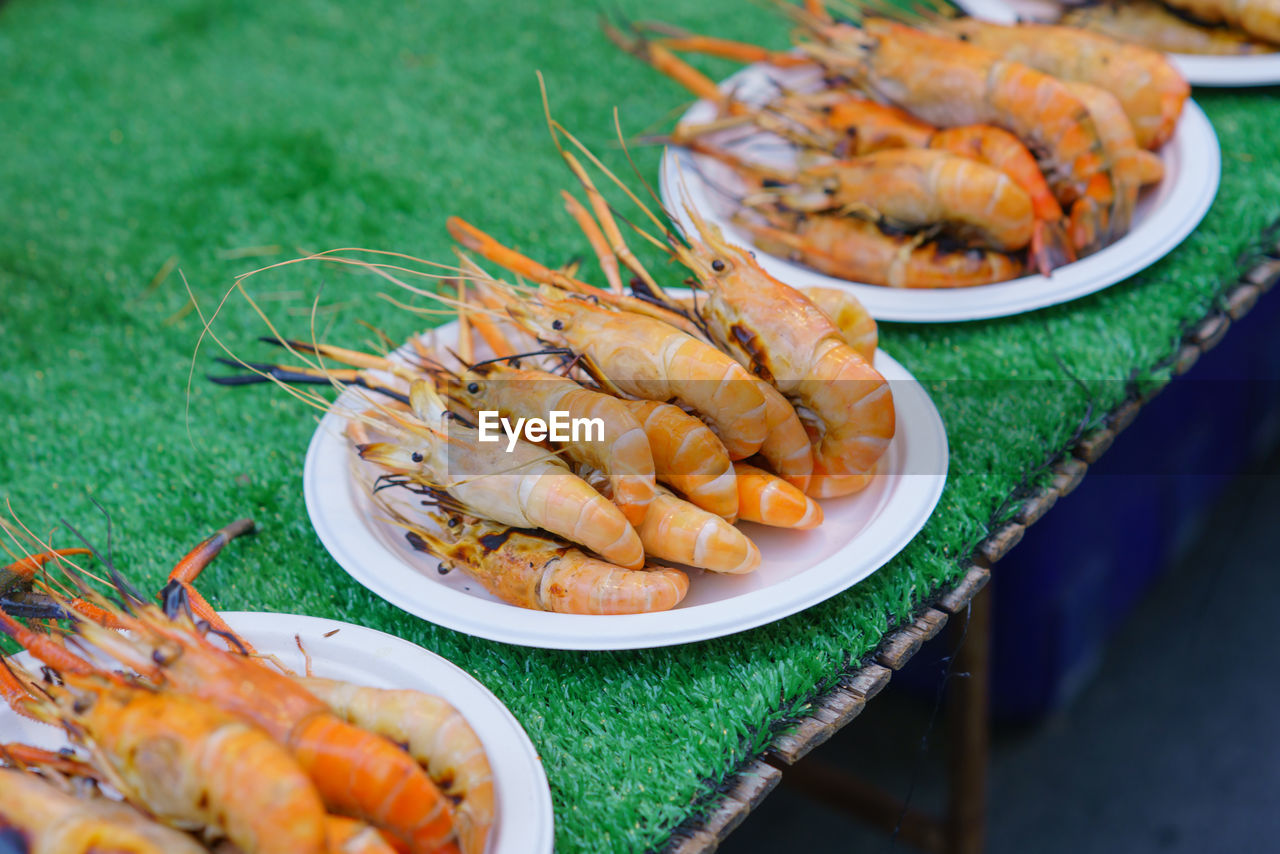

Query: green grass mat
left=2, top=1, right=1278, bottom=850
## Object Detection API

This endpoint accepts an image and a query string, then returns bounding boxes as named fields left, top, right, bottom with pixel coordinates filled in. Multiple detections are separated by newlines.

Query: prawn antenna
left=466, top=347, right=575, bottom=371
left=88, top=497, right=114, bottom=572
left=0, top=594, right=71, bottom=621
left=196, top=621, right=251, bottom=656
left=57, top=518, right=146, bottom=609
left=372, top=473, right=418, bottom=495
left=207, top=358, right=413, bottom=406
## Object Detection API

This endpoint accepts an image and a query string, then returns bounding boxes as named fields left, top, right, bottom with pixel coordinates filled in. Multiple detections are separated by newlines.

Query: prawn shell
left=800, top=286, right=878, bottom=363
left=299, top=677, right=496, bottom=854
left=0, top=766, right=209, bottom=854
left=79, top=687, right=329, bottom=854
left=449, top=365, right=657, bottom=527
left=733, top=461, right=823, bottom=529
left=424, top=517, right=690, bottom=615
left=742, top=211, right=1024, bottom=289
left=636, top=491, right=762, bottom=573
left=793, top=150, right=1035, bottom=252
left=621, top=399, right=739, bottom=519
left=515, top=294, right=770, bottom=460
left=363, top=419, right=646, bottom=569
left=932, top=18, right=1189, bottom=150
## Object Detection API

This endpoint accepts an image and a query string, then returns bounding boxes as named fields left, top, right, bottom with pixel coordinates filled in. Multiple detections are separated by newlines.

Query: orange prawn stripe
left=292, top=715, right=456, bottom=852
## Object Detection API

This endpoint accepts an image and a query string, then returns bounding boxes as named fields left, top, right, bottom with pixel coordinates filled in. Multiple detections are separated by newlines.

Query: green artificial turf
left=1, top=1, right=1278, bottom=850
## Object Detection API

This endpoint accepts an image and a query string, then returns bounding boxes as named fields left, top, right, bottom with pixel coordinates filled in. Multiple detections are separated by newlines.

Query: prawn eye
left=711, top=259, right=727, bottom=273
left=411, top=451, right=424, bottom=463
left=551, top=319, right=564, bottom=330
left=466, top=382, right=479, bottom=394
left=152, top=641, right=182, bottom=666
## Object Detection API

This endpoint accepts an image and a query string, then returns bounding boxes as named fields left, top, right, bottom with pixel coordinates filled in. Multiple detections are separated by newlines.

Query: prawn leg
left=163, top=518, right=257, bottom=652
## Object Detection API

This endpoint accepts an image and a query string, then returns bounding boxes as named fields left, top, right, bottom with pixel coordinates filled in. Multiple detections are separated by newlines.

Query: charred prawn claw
left=0, top=548, right=92, bottom=598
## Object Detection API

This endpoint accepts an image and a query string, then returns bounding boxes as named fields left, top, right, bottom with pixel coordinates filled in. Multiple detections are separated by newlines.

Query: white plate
left=659, top=65, right=1220, bottom=323
left=303, top=338, right=949, bottom=651
left=2, top=612, right=554, bottom=854
left=954, top=0, right=1280, bottom=86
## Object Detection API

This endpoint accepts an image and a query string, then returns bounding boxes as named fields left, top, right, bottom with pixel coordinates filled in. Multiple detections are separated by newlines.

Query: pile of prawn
left=610, top=0, right=1189, bottom=286
left=1056, top=0, right=1280, bottom=55
left=0, top=518, right=494, bottom=854
left=206, top=101, right=897, bottom=618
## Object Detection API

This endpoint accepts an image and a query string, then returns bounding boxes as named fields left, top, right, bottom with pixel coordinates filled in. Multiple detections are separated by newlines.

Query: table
left=2, top=2, right=1278, bottom=852
left=660, top=242, right=1280, bottom=854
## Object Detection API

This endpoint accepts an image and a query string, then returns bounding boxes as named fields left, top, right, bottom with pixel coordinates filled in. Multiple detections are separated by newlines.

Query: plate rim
left=659, top=76, right=1220, bottom=323
left=303, top=348, right=949, bottom=651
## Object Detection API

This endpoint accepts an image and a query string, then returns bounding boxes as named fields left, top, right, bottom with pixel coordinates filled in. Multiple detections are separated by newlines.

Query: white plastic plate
left=1, top=612, right=554, bottom=854
left=302, top=332, right=949, bottom=651
left=954, top=0, right=1280, bottom=86
left=659, top=64, right=1220, bottom=323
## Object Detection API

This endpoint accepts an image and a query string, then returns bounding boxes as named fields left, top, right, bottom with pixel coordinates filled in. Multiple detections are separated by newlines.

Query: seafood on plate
left=608, top=0, right=1188, bottom=286
left=1059, top=0, right=1277, bottom=55
left=0, top=764, right=211, bottom=854
left=1116, top=0, right=1280, bottom=46
left=0, top=521, right=496, bottom=854
left=200, top=89, right=908, bottom=614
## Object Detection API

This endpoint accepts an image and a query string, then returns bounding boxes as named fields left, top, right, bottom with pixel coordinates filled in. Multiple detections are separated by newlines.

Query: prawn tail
left=1068, top=196, right=1106, bottom=256
left=1107, top=188, right=1136, bottom=246
left=1029, top=218, right=1076, bottom=277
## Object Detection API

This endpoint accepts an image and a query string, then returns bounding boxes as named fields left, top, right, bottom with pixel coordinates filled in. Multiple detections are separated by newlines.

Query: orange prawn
left=693, top=142, right=1035, bottom=252
left=161, top=525, right=488, bottom=854
left=0, top=765, right=211, bottom=854
left=400, top=507, right=690, bottom=614
left=920, top=14, right=1190, bottom=149
left=733, top=461, right=823, bottom=529
left=793, top=17, right=1119, bottom=249
left=473, top=280, right=770, bottom=461
left=581, top=467, right=761, bottom=572
left=619, top=398, right=739, bottom=518
left=58, top=594, right=460, bottom=854
left=357, top=379, right=646, bottom=570
left=1061, top=0, right=1275, bottom=56
left=450, top=218, right=813, bottom=489
left=740, top=208, right=1024, bottom=290
left=1062, top=80, right=1163, bottom=246
left=437, top=339, right=658, bottom=529
left=0, top=656, right=330, bottom=854
left=300, top=679, right=495, bottom=854
left=612, top=21, right=1074, bottom=271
